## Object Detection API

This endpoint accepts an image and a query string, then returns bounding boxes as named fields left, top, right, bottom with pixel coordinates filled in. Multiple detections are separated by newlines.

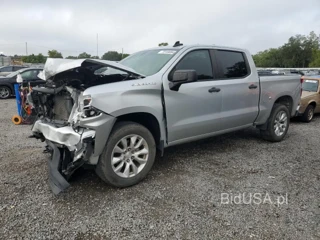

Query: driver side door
left=163, top=49, right=222, bottom=144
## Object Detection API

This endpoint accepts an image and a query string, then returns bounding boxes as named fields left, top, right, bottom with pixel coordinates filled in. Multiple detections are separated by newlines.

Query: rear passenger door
left=211, top=50, right=259, bottom=130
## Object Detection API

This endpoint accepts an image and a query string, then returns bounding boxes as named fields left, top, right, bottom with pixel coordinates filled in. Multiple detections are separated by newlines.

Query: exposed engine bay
left=31, top=67, right=139, bottom=124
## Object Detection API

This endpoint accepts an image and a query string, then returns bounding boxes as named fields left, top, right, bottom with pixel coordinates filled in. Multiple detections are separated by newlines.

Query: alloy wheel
left=308, top=108, right=314, bottom=121
left=111, top=134, right=149, bottom=178
left=0, top=87, right=10, bottom=99
left=274, top=110, right=288, bottom=136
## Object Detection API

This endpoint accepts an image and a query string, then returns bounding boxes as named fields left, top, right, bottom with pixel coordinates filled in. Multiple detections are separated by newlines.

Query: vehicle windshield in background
left=302, top=80, right=319, bottom=92
left=119, top=49, right=179, bottom=76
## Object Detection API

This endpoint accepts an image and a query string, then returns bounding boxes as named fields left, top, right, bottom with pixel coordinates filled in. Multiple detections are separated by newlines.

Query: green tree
left=48, top=49, right=63, bottom=58
left=66, top=56, right=77, bottom=59
left=253, top=31, right=320, bottom=68
left=309, top=50, right=320, bottom=67
left=21, top=53, right=46, bottom=63
left=101, top=51, right=122, bottom=61
left=121, top=53, right=130, bottom=60
left=158, top=42, right=169, bottom=46
left=78, top=52, right=91, bottom=59
left=36, top=53, right=46, bottom=63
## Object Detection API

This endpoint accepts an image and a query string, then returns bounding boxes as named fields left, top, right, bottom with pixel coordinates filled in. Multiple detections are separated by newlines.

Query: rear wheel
left=96, top=121, right=156, bottom=188
left=260, top=104, right=290, bottom=142
left=0, top=86, right=11, bottom=99
left=301, top=105, right=314, bottom=123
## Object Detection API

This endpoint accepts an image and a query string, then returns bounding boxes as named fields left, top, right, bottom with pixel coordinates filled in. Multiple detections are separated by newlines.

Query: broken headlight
left=81, top=107, right=101, bottom=118
left=80, top=95, right=101, bottom=118
left=83, top=95, right=92, bottom=108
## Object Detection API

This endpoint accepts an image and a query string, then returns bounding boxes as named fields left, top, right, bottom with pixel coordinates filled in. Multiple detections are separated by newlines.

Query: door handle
left=208, top=87, right=221, bottom=93
left=248, top=84, right=258, bottom=89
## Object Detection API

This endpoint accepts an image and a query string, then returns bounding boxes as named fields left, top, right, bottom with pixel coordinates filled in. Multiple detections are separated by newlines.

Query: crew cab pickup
left=30, top=44, right=301, bottom=194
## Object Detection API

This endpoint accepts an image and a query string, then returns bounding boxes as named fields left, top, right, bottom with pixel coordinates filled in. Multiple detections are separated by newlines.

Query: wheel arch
left=257, top=96, right=293, bottom=130
left=115, top=112, right=164, bottom=153
left=307, top=101, right=316, bottom=108
left=274, top=95, right=293, bottom=114
left=0, top=83, right=14, bottom=94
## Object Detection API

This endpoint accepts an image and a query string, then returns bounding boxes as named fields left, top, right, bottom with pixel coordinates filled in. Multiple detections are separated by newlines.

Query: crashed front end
left=30, top=58, right=142, bottom=194
left=31, top=87, right=116, bottom=194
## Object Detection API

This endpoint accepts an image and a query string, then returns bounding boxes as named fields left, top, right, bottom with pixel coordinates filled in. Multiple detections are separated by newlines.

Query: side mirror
left=169, top=70, right=197, bottom=91
left=16, top=74, right=23, bottom=83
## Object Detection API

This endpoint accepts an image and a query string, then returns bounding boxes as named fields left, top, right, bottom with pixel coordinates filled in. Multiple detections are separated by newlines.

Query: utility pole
left=96, top=33, right=98, bottom=58
left=25, top=42, right=28, bottom=55
left=122, top=48, right=123, bottom=59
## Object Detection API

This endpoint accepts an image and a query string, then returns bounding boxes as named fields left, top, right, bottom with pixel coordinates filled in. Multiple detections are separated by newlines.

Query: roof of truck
left=150, top=44, right=248, bottom=52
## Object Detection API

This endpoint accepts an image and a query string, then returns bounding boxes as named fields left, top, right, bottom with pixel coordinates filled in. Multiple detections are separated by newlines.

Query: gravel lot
left=0, top=98, right=319, bottom=239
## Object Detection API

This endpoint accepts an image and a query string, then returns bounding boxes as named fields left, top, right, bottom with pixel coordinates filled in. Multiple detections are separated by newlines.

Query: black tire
left=301, top=105, right=314, bottom=123
left=96, top=121, right=156, bottom=188
left=260, top=104, right=290, bottom=142
left=0, top=86, right=11, bottom=99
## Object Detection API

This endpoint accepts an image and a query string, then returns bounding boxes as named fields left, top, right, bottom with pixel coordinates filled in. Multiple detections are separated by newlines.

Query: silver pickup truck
left=30, top=44, right=301, bottom=194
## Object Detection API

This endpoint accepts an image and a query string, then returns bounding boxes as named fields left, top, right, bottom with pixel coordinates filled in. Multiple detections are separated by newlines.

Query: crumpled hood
left=38, top=58, right=145, bottom=80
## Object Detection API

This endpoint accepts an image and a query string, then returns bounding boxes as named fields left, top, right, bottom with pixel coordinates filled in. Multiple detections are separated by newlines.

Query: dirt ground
left=0, top=98, right=319, bottom=239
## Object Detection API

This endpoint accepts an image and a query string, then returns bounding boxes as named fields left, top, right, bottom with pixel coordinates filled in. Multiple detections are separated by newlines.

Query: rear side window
left=13, top=66, right=24, bottom=71
left=175, top=50, right=213, bottom=80
left=0, top=66, right=12, bottom=72
left=215, top=50, right=249, bottom=79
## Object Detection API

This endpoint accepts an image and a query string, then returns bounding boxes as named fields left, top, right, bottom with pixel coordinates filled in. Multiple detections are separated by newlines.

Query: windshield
left=302, top=80, right=319, bottom=92
left=119, top=49, right=178, bottom=76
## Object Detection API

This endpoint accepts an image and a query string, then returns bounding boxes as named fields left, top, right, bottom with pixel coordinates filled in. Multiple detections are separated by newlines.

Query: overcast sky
left=0, top=0, right=319, bottom=57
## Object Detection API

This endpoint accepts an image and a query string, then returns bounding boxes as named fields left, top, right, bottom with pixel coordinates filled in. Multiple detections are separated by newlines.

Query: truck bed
left=255, top=75, right=301, bottom=125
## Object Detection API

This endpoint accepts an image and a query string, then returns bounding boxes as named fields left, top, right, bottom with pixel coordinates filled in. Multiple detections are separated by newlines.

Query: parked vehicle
left=0, top=65, right=28, bottom=77
left=297, top=76, right=320, bottom=122
left=0, top=67, right=43, bottom=99
left=258, top=70, right=284, bottom=76
left=29, top=44, right=302, bottom=194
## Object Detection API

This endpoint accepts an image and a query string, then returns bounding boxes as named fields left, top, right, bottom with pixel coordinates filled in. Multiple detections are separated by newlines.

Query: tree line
left=20, top=42, right=172, bottom=63
left=20, top=50, right=130, bottom=63
left=253, top=31, right=320, bottom=68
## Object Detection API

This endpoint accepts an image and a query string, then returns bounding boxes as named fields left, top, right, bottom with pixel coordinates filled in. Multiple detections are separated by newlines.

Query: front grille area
left=53, top=94, right=73, bottom=121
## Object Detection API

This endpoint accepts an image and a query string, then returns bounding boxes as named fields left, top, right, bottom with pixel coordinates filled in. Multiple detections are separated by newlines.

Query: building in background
left=0, top=54, right=11, bottom=66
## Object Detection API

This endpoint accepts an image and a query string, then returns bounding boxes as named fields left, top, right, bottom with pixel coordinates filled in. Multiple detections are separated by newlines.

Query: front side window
left=215, top=50, right=249, bottom=79
left=174, top=50, right=213, bottom=80
left=21, top=70, right=39, bottom=80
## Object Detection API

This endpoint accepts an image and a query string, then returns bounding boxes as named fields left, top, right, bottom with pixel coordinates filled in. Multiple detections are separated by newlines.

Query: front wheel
left=96, top=121, right=156, bottom=188
left=0, top=86, right=11, bottom=99
left=260, top=104, right=290, bottom=142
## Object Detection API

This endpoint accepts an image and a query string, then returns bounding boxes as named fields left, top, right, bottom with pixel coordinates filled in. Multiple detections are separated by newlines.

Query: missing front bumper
left=32, top=113, right=116, bottom=194
left=46, top=141, right=70, bottom=194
